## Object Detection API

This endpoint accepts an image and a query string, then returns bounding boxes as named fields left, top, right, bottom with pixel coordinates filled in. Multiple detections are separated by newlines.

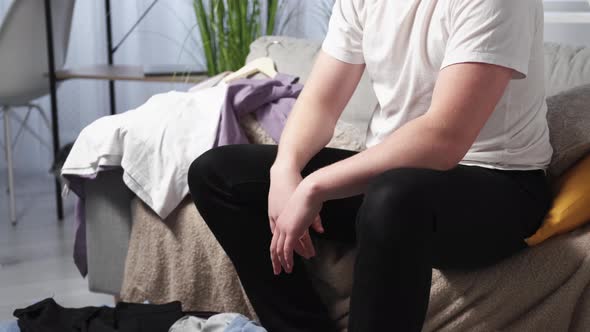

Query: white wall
left=545, top=0, right=590, bottom=46
left=0, top=0, right=588, bottom=173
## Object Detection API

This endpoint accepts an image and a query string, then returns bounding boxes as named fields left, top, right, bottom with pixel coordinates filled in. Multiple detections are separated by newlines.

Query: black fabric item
left=13, top=298, right=183, bottom=332
left=187, top=144, right=552, bottom=332
left=183, top=311, right=220, bottom=320
left=14, top=298, right=105, bottom=332
left=114, top=302, right=183, bottom=332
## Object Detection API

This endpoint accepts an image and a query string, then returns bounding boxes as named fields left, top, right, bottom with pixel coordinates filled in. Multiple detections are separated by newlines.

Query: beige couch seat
left=120, top=37, right=590, bottom=332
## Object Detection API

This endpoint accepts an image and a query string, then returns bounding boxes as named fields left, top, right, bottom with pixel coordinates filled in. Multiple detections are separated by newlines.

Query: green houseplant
left=193, top=0, right=280, bottom=76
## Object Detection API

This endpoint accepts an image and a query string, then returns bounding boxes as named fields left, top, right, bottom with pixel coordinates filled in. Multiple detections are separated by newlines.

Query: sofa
left=84, top=36, right=590, bottom=331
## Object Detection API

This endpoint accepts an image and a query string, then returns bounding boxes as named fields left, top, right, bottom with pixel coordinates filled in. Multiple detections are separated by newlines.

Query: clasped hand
left=268, top=165, right=324, bottom=275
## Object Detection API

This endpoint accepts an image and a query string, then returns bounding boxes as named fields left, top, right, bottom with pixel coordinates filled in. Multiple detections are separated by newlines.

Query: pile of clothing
left=60, top=74, right=303, bottom=277
left=0, top=298, right=266, bottom=332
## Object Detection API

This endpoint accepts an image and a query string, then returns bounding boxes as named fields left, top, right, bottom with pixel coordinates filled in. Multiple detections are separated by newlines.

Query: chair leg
left=3, top=108, right=17, bottom=226
left=22, top=104, right=63, bottom=222
left=10, top=106, right=52, bottom=150
left=30, top=104, right=52, bottom=132
left=25, top=103, right=64, bottom=222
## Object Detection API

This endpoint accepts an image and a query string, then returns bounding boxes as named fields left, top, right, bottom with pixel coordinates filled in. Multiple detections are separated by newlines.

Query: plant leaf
left=193, top=0, right=217, bottom=75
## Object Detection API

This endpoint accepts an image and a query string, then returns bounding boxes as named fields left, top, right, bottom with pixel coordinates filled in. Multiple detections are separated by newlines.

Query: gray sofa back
left=247, top=36, right=590, bottom=128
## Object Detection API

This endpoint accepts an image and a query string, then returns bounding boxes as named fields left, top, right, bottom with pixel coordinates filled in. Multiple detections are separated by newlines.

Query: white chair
left=0, top=0, right=75, bottom=225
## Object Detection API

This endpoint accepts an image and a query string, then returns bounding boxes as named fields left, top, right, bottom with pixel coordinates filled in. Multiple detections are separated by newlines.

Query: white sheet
left=62, top=85, right=228, bottom=218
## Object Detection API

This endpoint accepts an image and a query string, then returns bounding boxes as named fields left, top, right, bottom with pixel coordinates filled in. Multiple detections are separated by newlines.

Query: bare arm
left=271, top=51, right=366, bottom=173
left=266, top=51, right=365, bottom=271
left=269, top=59, right=513, bottom=275
left=302, top=62, right=514, bottom=201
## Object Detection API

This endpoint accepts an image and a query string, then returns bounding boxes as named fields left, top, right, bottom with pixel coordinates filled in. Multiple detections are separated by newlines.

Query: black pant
left=188, top=144, right=552, bottom=332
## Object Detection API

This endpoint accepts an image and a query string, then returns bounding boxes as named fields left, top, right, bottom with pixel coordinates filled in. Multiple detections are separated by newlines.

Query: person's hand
left=270, top=178, right=324, bottom=275
left=269, top=164, right=324, bottom=263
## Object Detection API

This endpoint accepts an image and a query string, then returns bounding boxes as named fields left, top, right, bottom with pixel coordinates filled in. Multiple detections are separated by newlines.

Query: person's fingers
left=269, top=230, right=281, bottom=275
left=293, top=238, right=309, bottom=259
left=311, top=215, right=325, bottom=234
left=301, top=232, right=316, bottom=258
left=277, top=231, right=288, bottom=272
left=284, top=235, right=296, bottom=273
left=268, top=216, right=276, bottom=234
left=295, top=230, right=311, bottom=258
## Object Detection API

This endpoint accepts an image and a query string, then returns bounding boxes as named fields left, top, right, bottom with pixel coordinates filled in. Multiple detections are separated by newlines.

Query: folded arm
left=270, top=53, right=513, bottom=274
left=301, top=61, right=513, bottom=201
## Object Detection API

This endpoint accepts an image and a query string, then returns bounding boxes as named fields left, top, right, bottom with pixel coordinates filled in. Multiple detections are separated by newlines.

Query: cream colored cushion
left=546, top=84, right=590, bottom=177
left=246, top=36, right=377, bottom=133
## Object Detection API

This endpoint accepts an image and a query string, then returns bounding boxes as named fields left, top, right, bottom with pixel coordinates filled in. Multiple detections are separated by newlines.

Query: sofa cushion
left=544, top=43, right=590, bottom=97
left=246, top=36, right=377, bottom=133
left=546, top=84, right=590, bottom=177
left=240, top=114, right=365, bottom=152
left=527, top=155, right=590, bottom=246
left=247, top=38, right=590, bottom=131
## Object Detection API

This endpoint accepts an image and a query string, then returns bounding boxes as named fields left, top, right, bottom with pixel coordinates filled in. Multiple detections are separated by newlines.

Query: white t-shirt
left=322, top=0, right=552, bottom=170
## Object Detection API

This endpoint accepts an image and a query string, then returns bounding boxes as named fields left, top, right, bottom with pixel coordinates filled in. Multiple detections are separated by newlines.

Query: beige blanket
left=121, top=196, right=590, bottom=332
left=121, top=117, right=590, bottom=331
left=121, top=197, right=257, bottom=319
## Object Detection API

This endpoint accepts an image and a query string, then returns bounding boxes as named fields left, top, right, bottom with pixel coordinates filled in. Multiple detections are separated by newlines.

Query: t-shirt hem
left=321, top=41, right=365, bottom=65
left=458, top=161, right=547, bottom=172
left=441, top=50, right=528, bottom=79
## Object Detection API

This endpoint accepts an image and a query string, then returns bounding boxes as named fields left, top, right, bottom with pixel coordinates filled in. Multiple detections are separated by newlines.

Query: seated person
left=188, top=0, right=552, bottom=331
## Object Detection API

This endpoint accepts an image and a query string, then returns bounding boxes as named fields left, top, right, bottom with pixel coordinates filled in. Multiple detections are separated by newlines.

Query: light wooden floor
left=0, top=169, right=113, bottom=321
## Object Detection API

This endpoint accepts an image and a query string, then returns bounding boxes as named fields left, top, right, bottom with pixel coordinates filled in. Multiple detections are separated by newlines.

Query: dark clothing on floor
left=13, top=298, right=184, bottom=332
left=188, top=144, right=552, bottom=332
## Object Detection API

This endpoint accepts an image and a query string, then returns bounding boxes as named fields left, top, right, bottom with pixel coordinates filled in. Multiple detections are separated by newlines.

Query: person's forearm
left=303, top=113, right=470, bottom=201
left=272, top=51, right=365, bottom=173
left=273, top=94, right=338, bottom=171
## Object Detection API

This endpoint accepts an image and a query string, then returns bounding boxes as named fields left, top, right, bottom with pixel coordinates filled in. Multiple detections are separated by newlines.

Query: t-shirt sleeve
left=442, top=0, right=538, bottom=79
left=321, top=0, right=365, bottom=64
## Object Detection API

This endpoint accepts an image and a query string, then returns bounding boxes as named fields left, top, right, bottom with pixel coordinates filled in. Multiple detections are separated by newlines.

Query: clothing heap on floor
left=0, top=298, right=266, bottom=332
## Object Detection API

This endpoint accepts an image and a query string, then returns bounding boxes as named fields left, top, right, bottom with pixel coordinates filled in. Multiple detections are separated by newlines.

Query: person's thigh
left=302, top=149, right=364, bottom=244
left=191, top=144, right=357, bottom=190
left=424, top=165, right=552, bottom=270
left=189, top=144, right=362, bottom=241
left=190, top=144, right=361, bottom=331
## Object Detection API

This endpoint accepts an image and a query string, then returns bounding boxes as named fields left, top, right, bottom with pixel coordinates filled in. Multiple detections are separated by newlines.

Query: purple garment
left=215, top=73, right=302, bottom=146
left=73, top=198, right=87, bottom=275
left=68, top=74, right=302, bottom=277
left=64, top=166, right=118, bottom=277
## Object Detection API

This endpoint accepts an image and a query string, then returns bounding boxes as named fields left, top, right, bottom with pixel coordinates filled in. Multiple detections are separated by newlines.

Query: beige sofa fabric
left=122, top=112, right=590, bottom=331
left=121, top=37, right=590, bottom=331
left=122, top=117, right=590, bottom=330
left=120, top=119, right=365, bottom=329
left=307, top=224, right=590, bottom=332
left=121, top=197, right=258, bottom=319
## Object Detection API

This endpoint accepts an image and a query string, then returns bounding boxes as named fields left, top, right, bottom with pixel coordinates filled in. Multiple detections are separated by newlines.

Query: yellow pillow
left=526, top=155, right=590, bottom=246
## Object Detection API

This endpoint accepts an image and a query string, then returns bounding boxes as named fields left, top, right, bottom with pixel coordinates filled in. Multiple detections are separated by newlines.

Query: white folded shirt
left=62, top=84, right=228, bottom=218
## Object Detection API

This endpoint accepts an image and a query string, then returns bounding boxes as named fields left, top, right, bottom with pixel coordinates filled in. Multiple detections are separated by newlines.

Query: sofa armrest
left=85, top=169, right=134, bottom=296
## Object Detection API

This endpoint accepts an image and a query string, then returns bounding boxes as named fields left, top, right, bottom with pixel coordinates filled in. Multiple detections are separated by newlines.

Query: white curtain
left=0, top=0, right=588, bottom=173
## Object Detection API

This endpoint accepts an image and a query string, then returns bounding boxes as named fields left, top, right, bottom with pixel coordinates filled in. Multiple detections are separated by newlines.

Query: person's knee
left=357, top=168, right=439, bottom=245
left=188, top=146, right=231, bottom=198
